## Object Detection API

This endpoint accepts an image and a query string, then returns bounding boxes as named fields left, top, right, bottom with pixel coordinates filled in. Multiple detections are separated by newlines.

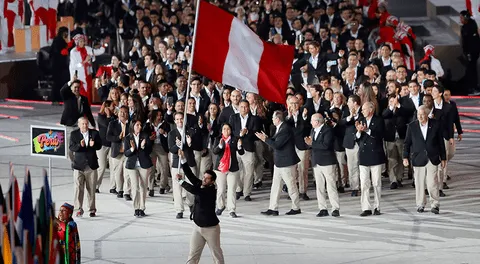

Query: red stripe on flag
left=257, top=42, right=295, bottom=104
left=192, top=0, right=232, bottom=82
left=463, top=129, right=480, bottom=133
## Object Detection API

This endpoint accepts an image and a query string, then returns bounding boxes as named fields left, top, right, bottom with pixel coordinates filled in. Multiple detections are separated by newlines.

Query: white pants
left=127, top=167, right=150, bottom=210
left=253, top=140, right=266, bottom=184
left=359, top=164, right=383, bottom=211
left=345, top=145, right=360, bottom=190
left=236, top=151, right=255, bottom=196
left=335, top=151, right=347, bottom=187
left=295, top=148, right=310, bottom=194
left=215, top=170, right=239, bottom=213
left=414, top=161, right=440, bottom=209
left=111, top=154, right=125, bottom=192
left=73, top=166, right=97, bottom=213
left=194, top=150, right=213, bottom=179
left=150, top=144, right=170, bottom=190
left=96, top=146, right=113, bottom=189
left=313, top=165, right=340, bottom=211
left=438, top=139, right=455, bottom=188
left=171, top=166, right=197, bottom=213
left=386, top=139, right=404, bottom=183
left=269, top=165, right=300, bottom=211
left=186, top=224, right=224, bottom=264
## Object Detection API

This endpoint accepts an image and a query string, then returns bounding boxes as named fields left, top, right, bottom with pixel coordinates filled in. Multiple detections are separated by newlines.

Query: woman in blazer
left=146, top=110, right=171, bottom=196
left=124, top=119, right=153, bottom=217
left=212, top=123, right=245, bottom=218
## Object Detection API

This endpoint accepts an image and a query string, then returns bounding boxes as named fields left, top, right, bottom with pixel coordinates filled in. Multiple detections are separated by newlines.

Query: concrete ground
left=0, top=98, right=479, bottom=264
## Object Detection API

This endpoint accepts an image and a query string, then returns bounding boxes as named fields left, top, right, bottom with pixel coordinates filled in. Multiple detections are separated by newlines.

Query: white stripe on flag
left=222, top=18, right=262, bottom=94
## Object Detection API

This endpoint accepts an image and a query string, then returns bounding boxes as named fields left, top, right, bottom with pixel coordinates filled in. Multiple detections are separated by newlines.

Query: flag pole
left=9, top=162, right=15, bottom=263
left=177, top=0, right=202, bottom=174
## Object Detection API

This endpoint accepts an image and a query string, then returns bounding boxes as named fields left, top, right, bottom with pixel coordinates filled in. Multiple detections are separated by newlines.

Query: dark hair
left=204, top=169, right=217, bottom=181
left=348, top=94, right=361, bottom=106
left=239, top=99, right=249, bottom=106
left=71, top=80, right=81, bottom=86
left=423, top=80, right=435, bottom=88
left=149, top=109, right=164, bottom=123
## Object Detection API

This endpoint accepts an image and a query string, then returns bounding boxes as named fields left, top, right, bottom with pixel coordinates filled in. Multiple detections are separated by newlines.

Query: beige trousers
left=359, top=164, right=383, bottom=211
left=345, top=145, right=360, bottom=190
left=269, top=165, right=300, bottom=211
left=438, top=139, right=456, bottom=187
left=73, top=166, right=97, bottom=213
left=150, top=144, right=170, bottom=190
left=386, top=139, right=404, bottom=183
left=295, top=148, right=310, bottom=194
left=313, top=164, right=340, bottom=210
left=186, top=224, right=224, bottom=264
left=123, top=157, right=131, bottom=195
left=111, top=154, right=125, bottom=192
left=414, top=161, right=440, bottom=209
left=236, top=151, right=255, bottom=196
left=215, top=170, right=239, bottom=213
left=253, top=140, right=266, bottom=184
left=127, top=167, right=150, bottom=210
left=335, top=151, right=347, bottom=187
left=65, top=125, right=76, bottom=161
left=194, top=150, right=213, bottom=179
left=96, top=146, right=114, bottom=189
left=171, top=166, right=197, bottom=213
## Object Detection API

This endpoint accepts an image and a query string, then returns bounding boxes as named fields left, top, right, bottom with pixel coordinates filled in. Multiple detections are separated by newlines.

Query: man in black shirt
left=460, top=10, right=480, bottom=93
left=177, top=150, right=225, bottom=264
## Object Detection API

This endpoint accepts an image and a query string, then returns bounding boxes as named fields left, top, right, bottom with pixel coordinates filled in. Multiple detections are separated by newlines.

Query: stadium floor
left=0, top=97, right=479, bottom=264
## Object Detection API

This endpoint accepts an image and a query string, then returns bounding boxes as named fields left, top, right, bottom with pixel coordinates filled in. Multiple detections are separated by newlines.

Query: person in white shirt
left=419, top=45, right=444, bottom=78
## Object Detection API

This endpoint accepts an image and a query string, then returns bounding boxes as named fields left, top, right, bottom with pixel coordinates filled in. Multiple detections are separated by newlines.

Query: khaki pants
left=359, top=164, right=383, bottom=211
left=150, top=144, right=170, bottom=190
left=96, top=146, right=114, bottom=189
left=194, top=150, right=213, bottom=179
left=253, top=140, right=265, bottom=184
left=438, top=139, right=456, bottom=187
left=65, top=125, right=76, bottom=161
left=171, top=166, right=197, bottom=213
left=111, top=154, right=125, bottom=192
left=123, top=158, right=131, bottom=195
left=127, top=167, right=150, bottom=210
left=269, top=165, right=300, bottom=211
left=237, top=151, right=255, bottom=196
left=73, top=166, right=97, bottom=213
left=313, top=164, right=340, bottom=210
left=186, top=224, right=224, bottom=264
left=345, top=145, right=360, bottom=190
left=386, top=139, right=404, bottom=183
left=335, top=151, right=347, bottom=187
left=215, top=170, right=239, bottom=213
left=295, top=148, right=310, bottom=194
left=414, top=161, right=440, bottom=209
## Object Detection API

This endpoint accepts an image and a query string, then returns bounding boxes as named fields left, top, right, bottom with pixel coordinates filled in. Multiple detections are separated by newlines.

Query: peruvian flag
left=192, top=0, right=294, bottom=104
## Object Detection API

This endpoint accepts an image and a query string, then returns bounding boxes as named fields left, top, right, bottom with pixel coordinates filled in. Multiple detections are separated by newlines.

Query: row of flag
left=1, top=163, right=60, bottom=264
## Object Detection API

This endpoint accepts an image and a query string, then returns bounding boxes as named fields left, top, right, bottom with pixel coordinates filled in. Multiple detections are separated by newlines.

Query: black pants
left=51, top=70, right=69, bottom=102
left=466, top=54, right=479, bottom=92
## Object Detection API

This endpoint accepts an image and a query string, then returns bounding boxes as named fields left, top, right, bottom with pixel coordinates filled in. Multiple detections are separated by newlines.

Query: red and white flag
left=192, top=0, right=294, bottom=104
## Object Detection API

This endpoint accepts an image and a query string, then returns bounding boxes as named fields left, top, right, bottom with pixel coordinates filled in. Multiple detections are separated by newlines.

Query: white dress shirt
left=420, top=120, right=428, bottom=140
left=314, top=124, right=324, bottom=140
left=132, top=133, right=140, bottom=167
left=240, top=114, right=249, bottom=130
left=410, top=93, right=420, bottom=110
left=434, top=99, right=443, bottom=110
left=81, top=130, right=89, bottom=146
